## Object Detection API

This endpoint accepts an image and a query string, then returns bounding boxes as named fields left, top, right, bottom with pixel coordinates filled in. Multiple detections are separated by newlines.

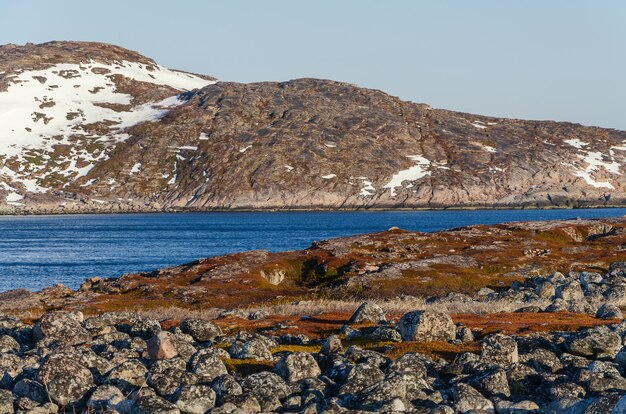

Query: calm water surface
left=1, top=209, right=625, bottom=291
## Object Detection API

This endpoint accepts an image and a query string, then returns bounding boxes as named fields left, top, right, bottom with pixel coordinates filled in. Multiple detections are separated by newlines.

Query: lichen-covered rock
left=321, top=334, right=343, bottom=355
left=180, top=318, right=222, bottom=342
left=556, top=280, right=585, bottom=301
left=33, top=311, right=90, bottom=345
left=520, top=348, right=562, bottom=373
left=0, top=389, right=13, bottom=414
left=452, top=383, right=494, bottom=413
left=131, top=394, right=180, bottom=414
left=189, top=349, right=228, bottom=382
left=211, top=374, right=243, bottom=401
left=86, top=385, right=125, bottom=411
left=565, top=326, right=622, bottom=359
left=596, top=303, right=623, bottom=319
left=469, top=368, right=510, bottom=399
left=398, top=310, right=455, bottom=342
left=481, top=334, right=518, bottom=367
left=36, top=354, right=93, bottom=406
left=275, top=352, right=321, bottom=382
left=242, top=372, right=289, bottom=411
left=0, top=335, right=19, bottom=353
left=356, top=374, right=407, bottom=411
left=148, top=368, right=197, bottom=399
left=106, top=359, right=148, bottom=393
left=127, top=317, right=161, bottom=340
left=12, top=379, right=47, bottom=404
left=174, top=384, right=216, bottom=414
left=230, top=339, right=272, bottom=361
left=336, top=363, right=386, bottom=396
left=349, top=302, right=386, bottom=324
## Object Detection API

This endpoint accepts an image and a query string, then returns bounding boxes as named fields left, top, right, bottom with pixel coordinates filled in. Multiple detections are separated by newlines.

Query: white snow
left=0, top=60, right=215, bottom=195
left=199, top=133, right=210, bottom=141
left=564, top=139, right=588, bottom=149
left=130, top=163, right=142, bottom=174
left=471, top=121, right=487, bottom=129
left=383, top=155, right=431, bottom=196
left=285, top=165, right=294, bottom=172
left=483, top=145, right=497, bottom=153
left=178, top=146, right=198, bottom=151
left=321, top=174, right=337, bottom=179
left=5, top=192, right=23, bottom=203
left=324, top=142, right=337, bottom=148
left=239, top=145, right=252, bottom=153
left=358, top=177, right=376, bottom=196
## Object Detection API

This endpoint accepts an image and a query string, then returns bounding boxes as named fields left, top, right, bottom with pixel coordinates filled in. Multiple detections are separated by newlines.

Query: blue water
left=1, top=209, right=625, bottom=292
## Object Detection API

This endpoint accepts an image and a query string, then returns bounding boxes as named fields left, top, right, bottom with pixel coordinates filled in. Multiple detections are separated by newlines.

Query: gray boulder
left=86, top=385, right=125, bottom=411
left=596, top=303, right=623, bottom=319
left=33, top=311, right=90, bottom=345
left=180, top=319, right=222, bottom=342
left=230, top=339, right=272, bottom=361
left=36, top=354, right=94, bottom=406
left=132, top=395, right=180, bottom=414
left=565, top=326, right=622, bottom=359
left=189, top=349, right=228, bottom=383
left=275, top=352, right=321, bottom=382
left=349, top=302, right=386, bottom=324
left=398, top=310, right=456, bottom=342
left=452, top=383, right=494, bottom=413
left=242, top=372, right=289, bottom=411
left=174, top=384, right=216, bottom=414
left=481, top=334, right=519, bottom=367
left=556, top=280, right=585, bottom=301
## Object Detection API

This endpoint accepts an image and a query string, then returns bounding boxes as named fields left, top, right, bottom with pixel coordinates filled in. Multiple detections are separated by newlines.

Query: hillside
left=1, top=41, right=626, bottom=213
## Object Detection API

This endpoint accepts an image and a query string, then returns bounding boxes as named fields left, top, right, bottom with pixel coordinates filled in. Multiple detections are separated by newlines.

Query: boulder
left=230, top=339, right=272, bottom=360
left=398, top=310, right=456, bottom=342
left=33, top=311, right=90, bottom=345
left=0, top=389, right=13, bottom=414
left=452, top=383, right=494, bottom=413
left=565, top=326, right=622, bottom=359
left=36, top=355, right=94, bottom=406
left=106, top=359, right=148, bottom=393
left=147, top=331, right=178, bottom=362
left=481, top=334, right=519, bottom=367
left=596, top=303, right=623, bottom=319
left=275, top=352, right=321, bottom=382
left=86, top=385, right=125, bottom=411
left=556, top=280, right=585, bottom=301
left=174, top=384, right=216, bottom=413
left=349, top=302, right=386, bottom=324
left=180, top=319, right=222, bottom=342
left=211, top=375, right=243, bottom=401
left=189, top=349, right=228, bottom=382
left=321, top=334, right=343, bottom=354
left=132, top=395, right=180, bottom=414
left=242, top=372, right=289, bottom=411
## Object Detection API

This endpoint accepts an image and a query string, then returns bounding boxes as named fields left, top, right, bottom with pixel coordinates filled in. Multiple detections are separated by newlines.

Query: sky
left=1, top=0, right=625, bottom=130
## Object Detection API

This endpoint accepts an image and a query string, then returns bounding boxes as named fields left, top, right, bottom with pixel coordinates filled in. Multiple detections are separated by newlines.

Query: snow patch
left=321, top=174, right=337, bottom=179
left=383, top=155, right=431, bottom=196
left=285, top=165, right=294, bottom=172
left=564, top=139, right=589, bottom=149
left=324, top=142, right=337, bottom=148
left=239, top=145, right=252, bottom=153
left=130, top=163, right=142, bottom=174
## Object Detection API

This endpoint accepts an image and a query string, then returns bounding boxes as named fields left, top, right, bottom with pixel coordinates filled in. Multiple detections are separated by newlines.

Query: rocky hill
left=1, top=41, right=626, bottom=213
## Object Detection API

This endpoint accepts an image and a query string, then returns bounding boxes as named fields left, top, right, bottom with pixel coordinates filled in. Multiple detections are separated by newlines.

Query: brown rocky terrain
left=1, top=41, right=626, bottom=213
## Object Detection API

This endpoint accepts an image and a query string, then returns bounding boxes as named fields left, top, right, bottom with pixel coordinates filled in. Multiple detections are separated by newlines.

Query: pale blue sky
left=2, top=1, right=625, bottom=129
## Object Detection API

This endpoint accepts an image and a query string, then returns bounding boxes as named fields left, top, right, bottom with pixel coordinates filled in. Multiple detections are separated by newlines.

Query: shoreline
left=2, top=203, right=626, bottom=217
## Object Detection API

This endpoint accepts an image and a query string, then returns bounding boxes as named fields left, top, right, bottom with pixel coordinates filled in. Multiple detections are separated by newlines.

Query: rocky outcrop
left=2, top=41, right=626, bottom=214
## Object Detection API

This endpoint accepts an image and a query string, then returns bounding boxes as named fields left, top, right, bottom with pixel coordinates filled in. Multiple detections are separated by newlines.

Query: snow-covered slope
left=0, top=42, right=215, bottom=205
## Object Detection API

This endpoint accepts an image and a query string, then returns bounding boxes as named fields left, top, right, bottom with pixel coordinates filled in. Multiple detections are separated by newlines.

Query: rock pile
left=0, top=303, right=626, bottom=413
